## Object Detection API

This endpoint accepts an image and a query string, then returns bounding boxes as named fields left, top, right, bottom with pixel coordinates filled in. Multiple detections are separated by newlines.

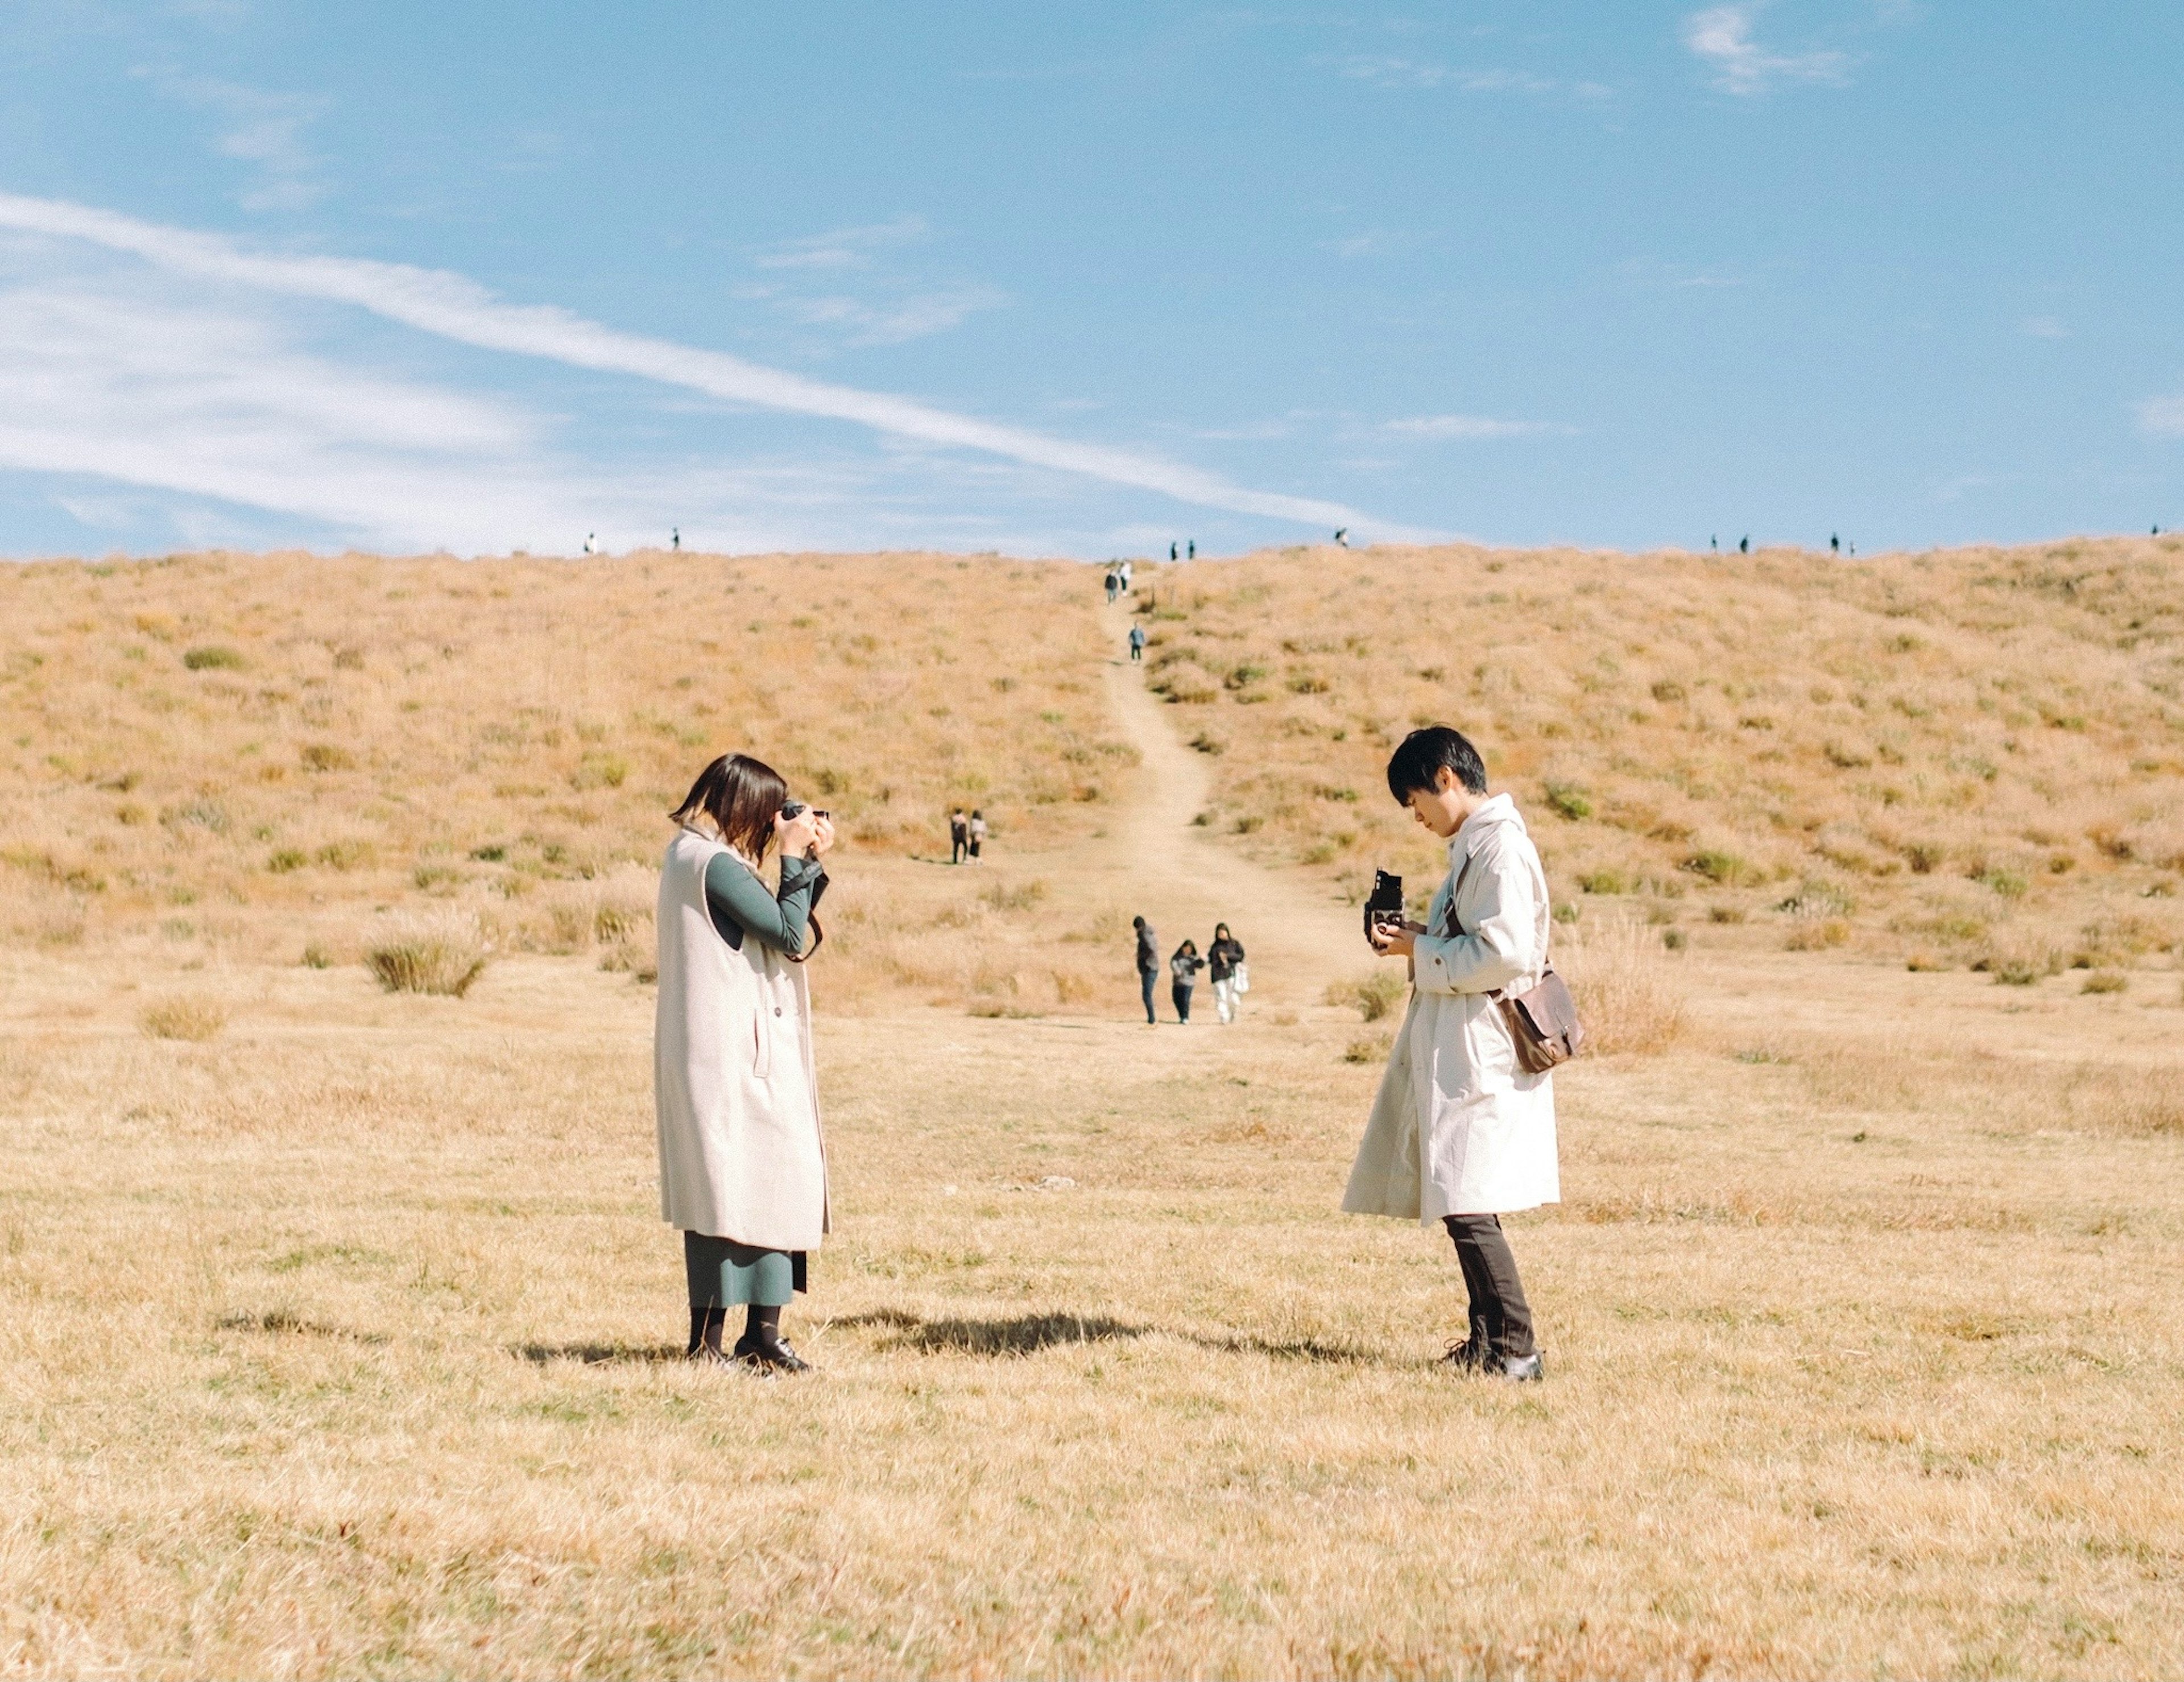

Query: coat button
left=774, top=1006, right=783, bottom=1016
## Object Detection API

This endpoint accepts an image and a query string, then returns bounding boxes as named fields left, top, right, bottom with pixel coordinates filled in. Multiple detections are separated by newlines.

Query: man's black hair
left=1385, top=726, right=1488, bottom=803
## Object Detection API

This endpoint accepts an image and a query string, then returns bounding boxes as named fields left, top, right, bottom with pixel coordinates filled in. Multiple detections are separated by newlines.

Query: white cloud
left=1338, top=57, right=1582, bottom=97
left=0, top=192, right=1425, bottom=542
left=2138, top=395, right=2184, bottom=439
left=754, top=283, right=1010, bottom=347
left=1684, top=5, right=1849, bottom=96
left=135, top=71, right=328, bottom=210
left=743, top=218, right=1007, bottom=345
left=754, top=216, right=929, bottom=271
left=1385, top=414, right=1562, bottom=440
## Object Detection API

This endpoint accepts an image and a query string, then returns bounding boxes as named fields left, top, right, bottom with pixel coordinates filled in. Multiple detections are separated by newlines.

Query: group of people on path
left=655, top=717, right=1560, bottom=1385
left=947, top=808, right=987, bottom=865
left=1103, top=560, right=1134, bottom=602
left=1132, top=916, right=1246, bottom=1024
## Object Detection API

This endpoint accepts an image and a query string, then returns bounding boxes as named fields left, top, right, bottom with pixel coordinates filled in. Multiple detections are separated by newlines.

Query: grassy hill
left=0, top=549, right=1127, bottom=1010
left=5, top=536, right=2181, bottom=1001
left=1135, top=535, right=2184, bottom=981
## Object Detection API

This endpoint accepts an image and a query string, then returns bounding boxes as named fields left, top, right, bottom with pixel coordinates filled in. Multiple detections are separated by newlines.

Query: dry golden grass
left=1, top=542, right=2181, bottom=1678
left=0, top=549, right=1128, bottom=1016
left=1135, top=536, right=2184, bottom=981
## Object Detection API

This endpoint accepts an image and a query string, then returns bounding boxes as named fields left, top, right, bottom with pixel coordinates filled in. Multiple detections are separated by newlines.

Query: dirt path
left=1089, top=609, right=1364, bottom=1014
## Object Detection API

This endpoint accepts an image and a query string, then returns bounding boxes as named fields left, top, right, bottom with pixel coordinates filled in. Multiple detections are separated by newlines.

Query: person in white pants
left=1207, top=923, right=1246, bottom=1024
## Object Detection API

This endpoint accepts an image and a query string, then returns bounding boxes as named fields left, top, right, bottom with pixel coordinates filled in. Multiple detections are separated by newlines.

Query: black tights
left=687, top=1302, right=782, bottom=1355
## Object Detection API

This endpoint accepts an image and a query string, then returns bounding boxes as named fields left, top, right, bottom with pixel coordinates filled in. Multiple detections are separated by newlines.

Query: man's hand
left=1368, top=917, right=1426, bottom=958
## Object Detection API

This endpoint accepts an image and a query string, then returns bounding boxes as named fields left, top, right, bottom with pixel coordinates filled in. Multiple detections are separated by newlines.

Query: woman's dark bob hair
left=671, top=753, right=791, bottom=860
left=1385, top=726, right=1488, bottom=803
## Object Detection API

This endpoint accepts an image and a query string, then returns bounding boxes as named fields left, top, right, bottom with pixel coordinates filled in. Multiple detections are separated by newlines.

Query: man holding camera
left=1343, top=726, right=1559, bottom=1382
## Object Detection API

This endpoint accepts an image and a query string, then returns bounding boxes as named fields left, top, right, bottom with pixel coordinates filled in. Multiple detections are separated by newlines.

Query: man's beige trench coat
left=653, top=825, right=830, bottom=1250
left=1343, top=795, right=1561, bottom=1223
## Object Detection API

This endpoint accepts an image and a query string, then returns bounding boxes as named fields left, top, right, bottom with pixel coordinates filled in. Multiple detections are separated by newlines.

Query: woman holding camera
left=655, top=753, right=835, bottom=1373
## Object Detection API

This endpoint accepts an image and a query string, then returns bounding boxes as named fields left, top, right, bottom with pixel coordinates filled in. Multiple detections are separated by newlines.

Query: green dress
left=683, top=849, right=826, bottom=1308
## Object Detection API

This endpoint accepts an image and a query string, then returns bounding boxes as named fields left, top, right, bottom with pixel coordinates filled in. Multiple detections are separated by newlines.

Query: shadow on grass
left=835, top=1308, right=1143, bottom=1355
left=835, top=1308, right=1391, bottom=1367
left=216, top=1310, right=390, bottom=1345
left=512, top=1340, right=689, bottom=1367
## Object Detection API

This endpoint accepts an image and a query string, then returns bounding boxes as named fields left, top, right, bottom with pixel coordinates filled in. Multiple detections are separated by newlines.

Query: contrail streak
left=0, top=191, right=1419, bottom=540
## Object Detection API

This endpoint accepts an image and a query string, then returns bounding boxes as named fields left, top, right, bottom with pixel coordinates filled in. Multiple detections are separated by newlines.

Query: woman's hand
left=808, top=812, right=837, bottom=858
left=775, top=809, right=821, bottom=858
left=1369, top=918, right=1425, bottom=958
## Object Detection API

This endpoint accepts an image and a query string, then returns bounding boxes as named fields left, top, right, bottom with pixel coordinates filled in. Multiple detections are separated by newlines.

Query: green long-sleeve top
left=704, top=851, right=826, bottom=957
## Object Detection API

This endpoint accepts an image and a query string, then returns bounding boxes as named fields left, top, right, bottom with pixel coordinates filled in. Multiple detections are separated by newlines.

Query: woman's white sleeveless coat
left=1342, top=795, right=1561, bottom=1222
left=654, top=827, right=829, bottom=1249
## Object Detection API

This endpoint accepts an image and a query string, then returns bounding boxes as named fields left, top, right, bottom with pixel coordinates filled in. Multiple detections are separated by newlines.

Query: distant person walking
left=1739, top=535, right=1749, bottom=555
left=949, top=808, right=969, bottom=865
left=656, top=753, right=835, bottom=1374
left=1187, top=539, right=1195, bottom=560
left=1128, top=623, right=1146, bottom=662
left=1207, top=923, right=1246, bottom=1024
left=1169, top=542, right=1178, bottom=562
left=1830, top=532, right=1839, bottom=554
left=1105, top=568, right=1120, bottom=604
left=967, top=809, right=987, bottom=862
left=1345, top=725, right=1560, bottom=1384
left=1133, top=916, right=1160, bottom=1024
left=1169, top=939, right=1204, bottom=1023
left=583, top=532, right=597, bottom=555
left=672, top=527, right=681, bottom=552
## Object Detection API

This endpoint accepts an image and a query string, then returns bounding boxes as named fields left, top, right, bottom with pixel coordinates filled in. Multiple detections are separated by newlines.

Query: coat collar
left=1450, top=792, right=1519, bottom=859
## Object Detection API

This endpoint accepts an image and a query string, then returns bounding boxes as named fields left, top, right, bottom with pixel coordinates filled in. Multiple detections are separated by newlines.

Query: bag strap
left=1440, top=838, right=1551, bottom=999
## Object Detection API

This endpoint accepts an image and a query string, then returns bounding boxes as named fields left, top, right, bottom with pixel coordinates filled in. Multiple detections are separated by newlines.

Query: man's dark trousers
left=1444, top=1214, right=1536, bottom=1357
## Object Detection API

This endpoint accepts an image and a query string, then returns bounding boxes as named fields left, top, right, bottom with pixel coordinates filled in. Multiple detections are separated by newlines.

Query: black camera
left=780, top=801, right=830, bottom=822
left=1364, top=869, right=1404, bottom=939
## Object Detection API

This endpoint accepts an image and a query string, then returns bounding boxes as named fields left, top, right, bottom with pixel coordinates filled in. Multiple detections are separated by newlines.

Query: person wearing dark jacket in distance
left=1343, top=726, right=1558, bottom=1383
left=1207, top=923, right=1246, bottom=1024
left=1132, top=915, right=1160, bottom=1024
left=1169, top=939, right=1205, bottom=1023
left=656, top=752, right=837, bottom=1374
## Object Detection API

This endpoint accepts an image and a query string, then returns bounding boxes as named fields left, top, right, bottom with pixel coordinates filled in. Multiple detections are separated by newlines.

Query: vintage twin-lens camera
left=1364, top=869, right=1404, bottom=940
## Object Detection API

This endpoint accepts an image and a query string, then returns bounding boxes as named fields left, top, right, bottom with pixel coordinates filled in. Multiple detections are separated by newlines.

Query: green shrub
left=1544, top=781, right=1592, bottom=821
left=569, top=753, right=628, bottom=791
left=1578, top=868, right=1630, bottom=895
left=1683, top=849, right=1754, bottom=886
left=266, top=848, right=307, bottom=873
left=299, top=742, right=354, bottom=772
left=181, top=646, right=245, bottom=671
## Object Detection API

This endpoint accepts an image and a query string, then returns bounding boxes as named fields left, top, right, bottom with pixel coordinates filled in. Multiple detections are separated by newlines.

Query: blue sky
left=1, top=2, right=2179, bottom=559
